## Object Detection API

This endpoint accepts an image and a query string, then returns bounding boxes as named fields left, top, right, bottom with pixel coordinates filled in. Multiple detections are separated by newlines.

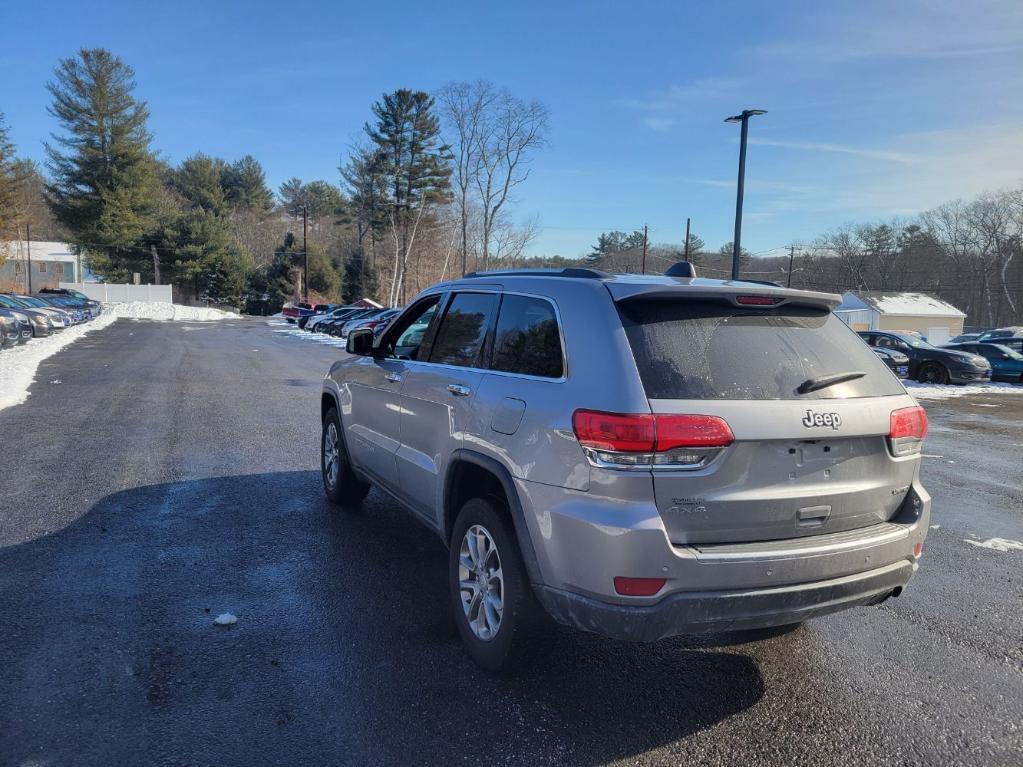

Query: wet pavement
left=1, top=318, right=1020, bottom=766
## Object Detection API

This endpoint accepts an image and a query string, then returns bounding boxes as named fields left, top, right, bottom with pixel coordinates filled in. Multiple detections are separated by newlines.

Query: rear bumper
left=536, top=559, right=914, bottom=642
left=515, top=477, right=929, bottom=640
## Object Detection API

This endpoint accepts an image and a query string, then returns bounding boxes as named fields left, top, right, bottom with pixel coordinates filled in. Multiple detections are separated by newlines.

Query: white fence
left=59, top=282, right=173, bottom=303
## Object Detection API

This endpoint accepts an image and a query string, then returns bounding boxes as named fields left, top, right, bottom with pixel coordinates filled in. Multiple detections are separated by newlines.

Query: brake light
left=572, top=410, right=733, bottom=469
left=614, top=577, right=666, bottom=596
left=571, top=411, right=655, bottom=452
left=736, top=295, right=782, bottom=306
left=888, top=406, right=927, bottom=456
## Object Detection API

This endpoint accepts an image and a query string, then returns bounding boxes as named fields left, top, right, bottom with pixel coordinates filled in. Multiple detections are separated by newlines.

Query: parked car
left=322, top=308, right=378, bottom=336
left=321, top=267, right=931, bottom=669
left=981, top=337, right=1023, bottom=355
left=10, top=294, right=71, bottom=329
left=37, top=288, right=101, bottom=317
left=0, top=306, right=33, bottom=344
left=339, top=308, right=401, bottom=339
left=282, top=302, right=331, bottom=323
left=0, top=310, right=23, bottom=349
left=306, top=306, right=362, bottom=332
left=872, top=347, right=910, bottom=379
left=0, top=294, right=57, bottom=337
left=298, top=304, right=338, bottom=330
left=944, top=342, right=1023, bottom=383
left=33, top=294, right=90, bottom=323
left=978, top=326, right=1023, bottom=342
left=949, top=333, right=982, bottom=344
left=857, top=330, right=991, bottom=384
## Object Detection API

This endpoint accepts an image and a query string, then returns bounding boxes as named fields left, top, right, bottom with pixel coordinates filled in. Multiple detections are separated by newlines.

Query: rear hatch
left=616, top=291, right=918, bottom=545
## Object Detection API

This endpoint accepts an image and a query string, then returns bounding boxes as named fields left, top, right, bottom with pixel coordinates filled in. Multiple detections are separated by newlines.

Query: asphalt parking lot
left=1, top=317, right=1021, bottom=767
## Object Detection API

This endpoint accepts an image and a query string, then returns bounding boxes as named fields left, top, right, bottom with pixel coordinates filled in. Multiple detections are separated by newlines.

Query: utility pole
left=787, top=244, right=796, bottom=288
left=683, top=217, right=691, bottom=261
left=302, top=205, right=308, bottom=301
left=151, top=244, right=161, bottom=285
left=26, top=224, right=32, bottom=293
left=724, top=109, right=767, bottom=280
left=641, top=224, right=648, bottom=274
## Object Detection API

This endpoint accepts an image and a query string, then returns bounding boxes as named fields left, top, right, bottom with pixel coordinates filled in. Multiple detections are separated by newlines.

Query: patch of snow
left=963, top=538, right=1023, bottom=552
left=863, top=292, right=965, bottom=317
left=905, top=380, right=1023, bottom=400
left=930, top=525, right=941, bottom=530
left=213, top=612, right=238, bottom=626
left=0, top=311, right=119, bottom=412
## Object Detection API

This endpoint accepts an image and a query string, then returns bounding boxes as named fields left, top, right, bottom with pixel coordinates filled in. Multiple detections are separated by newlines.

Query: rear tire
left=321, top=407, right=371, bottom=506
left=917, top=362, right=949, bottom=385
left=449, top=497, right=550, bottom=671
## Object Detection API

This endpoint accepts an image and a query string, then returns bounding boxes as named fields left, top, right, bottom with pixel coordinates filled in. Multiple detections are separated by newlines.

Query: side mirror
left=346, top=327, right=375, bottom=356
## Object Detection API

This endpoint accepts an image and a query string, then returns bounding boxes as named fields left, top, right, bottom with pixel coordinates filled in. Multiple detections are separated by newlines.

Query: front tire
left=917, top=362, right=949, bottom=385
left=449, top=497, right=549, bottom=671
left=321, top=407, right=371, bottom=506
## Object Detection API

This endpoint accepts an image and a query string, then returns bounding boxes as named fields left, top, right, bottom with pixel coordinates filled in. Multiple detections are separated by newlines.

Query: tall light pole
left=724, top=109, right=766, bottom=280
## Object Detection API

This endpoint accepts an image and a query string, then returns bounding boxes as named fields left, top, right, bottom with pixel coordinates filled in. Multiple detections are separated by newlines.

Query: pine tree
left=342, top=247, right=380, bottom=304
left=224, top=155, right=273, bottom=213
left=172, top=153, right=228, bottom=215
left=0, top=114, right=21, bottom=257
left=365, top=89, right=451, bottom=303
left=44, top=49, right=158, bottom=270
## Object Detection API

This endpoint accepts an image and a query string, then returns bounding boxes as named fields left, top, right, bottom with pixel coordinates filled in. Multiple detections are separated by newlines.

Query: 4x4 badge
left=802, top=410, right=842, bottom=429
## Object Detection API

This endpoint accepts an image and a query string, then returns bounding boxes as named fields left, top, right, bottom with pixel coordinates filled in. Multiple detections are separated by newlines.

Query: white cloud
left=619, top=77, right=745, bottom=113
left=748, top=139, right=924, bottom=166
left=643, top=117, right=676, bottom=132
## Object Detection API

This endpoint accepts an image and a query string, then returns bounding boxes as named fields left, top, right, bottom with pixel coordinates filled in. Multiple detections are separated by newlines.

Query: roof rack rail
left=462, top=267, right=610, bottom=280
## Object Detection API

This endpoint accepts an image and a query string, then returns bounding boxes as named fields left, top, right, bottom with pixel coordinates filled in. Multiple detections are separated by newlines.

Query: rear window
left=618, top=300, right=904, bottom=400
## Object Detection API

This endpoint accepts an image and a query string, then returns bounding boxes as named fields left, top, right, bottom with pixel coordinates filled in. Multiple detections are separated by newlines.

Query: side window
left=429, top=292, right=498, bottom=368
left=384, top=296, right=442, bottom=360
left=490, top=295, right=564, bottom=378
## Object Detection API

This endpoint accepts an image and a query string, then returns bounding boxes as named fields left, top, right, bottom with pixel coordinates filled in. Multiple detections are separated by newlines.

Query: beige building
left=835, top=291, right=966, bottom=345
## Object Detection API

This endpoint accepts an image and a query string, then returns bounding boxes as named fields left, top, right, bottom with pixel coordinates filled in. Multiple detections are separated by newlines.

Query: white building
left=0, top=241, right=84, bottom=292
left=835, top=291, right=966, bottom=345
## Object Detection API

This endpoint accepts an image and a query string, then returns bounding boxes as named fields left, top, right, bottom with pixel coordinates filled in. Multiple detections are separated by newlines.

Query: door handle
left=447, top=384, right=471, bottom=397
left=386, top=372, right=402, bottom=383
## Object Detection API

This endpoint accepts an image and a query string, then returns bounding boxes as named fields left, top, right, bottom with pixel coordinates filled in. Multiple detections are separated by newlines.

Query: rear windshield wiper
left=796, top=371, right=866, bottom=394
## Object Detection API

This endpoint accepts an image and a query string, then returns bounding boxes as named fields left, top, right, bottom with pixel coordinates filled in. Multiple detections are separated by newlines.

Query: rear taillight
left=888, top=406, right=927, bottom=456
left=572, top=410, right=733, bottom=469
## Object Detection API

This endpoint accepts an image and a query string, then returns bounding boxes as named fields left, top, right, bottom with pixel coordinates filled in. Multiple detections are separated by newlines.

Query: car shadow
left=0, top=471, right=766, bottom=766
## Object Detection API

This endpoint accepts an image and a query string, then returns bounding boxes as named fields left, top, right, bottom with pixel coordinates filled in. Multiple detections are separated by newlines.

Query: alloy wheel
left=458, top=524, right=504, bottom=641
left=323, top=422, right=340, bottom=488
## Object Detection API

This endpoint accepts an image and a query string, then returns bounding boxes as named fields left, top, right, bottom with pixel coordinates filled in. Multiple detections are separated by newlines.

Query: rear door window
left=618, top=300, right=904, bottom=400
left=490, top=295, right=564, bottom=378
left=429, top=292, right=498, bottom=368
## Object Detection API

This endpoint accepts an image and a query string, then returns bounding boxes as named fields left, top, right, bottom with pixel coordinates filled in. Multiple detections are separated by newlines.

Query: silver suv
left=320, top=267, right=930, bottom=669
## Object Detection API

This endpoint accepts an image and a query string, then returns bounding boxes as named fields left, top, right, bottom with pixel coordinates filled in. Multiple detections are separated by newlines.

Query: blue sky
left=2, top=0, right=1021, bottom=258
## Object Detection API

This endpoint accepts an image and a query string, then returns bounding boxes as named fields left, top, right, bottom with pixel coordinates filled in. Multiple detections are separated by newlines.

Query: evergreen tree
left=342, top=247, right=380, bottom=304
left=224, top=155, right=273, bottom=213
left=44, top=49, right=158, bottom=269
left=278, top=177, right=344, bottom=220
left=0, top=114, right=22, bottom=255
left=365, top=89, right=451, bottom=303
left=172, top=153, right=228, bottom=215
left=339, top=147, right=389, bottom=248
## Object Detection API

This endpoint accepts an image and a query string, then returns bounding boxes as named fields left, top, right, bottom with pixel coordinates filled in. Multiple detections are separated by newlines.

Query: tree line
left=0, top=51, right=549, bottom=312
left=1, top=48, right=1019, bottom=326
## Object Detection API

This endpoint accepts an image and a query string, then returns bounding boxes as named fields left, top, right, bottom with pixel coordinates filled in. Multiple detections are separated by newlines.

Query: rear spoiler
left=607, top=280, right=841, bottom=311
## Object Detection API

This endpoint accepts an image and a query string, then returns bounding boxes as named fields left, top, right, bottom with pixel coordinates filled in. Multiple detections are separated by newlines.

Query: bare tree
left=440, top=82, right=549, bottom=273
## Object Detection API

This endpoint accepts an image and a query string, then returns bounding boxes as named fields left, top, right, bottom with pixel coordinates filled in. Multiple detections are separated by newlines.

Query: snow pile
left=905, top=380, right=1023, bottom=401
left=0, top=312, right=118, bottom=411
left=107, top=301, right=236, bottom=322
